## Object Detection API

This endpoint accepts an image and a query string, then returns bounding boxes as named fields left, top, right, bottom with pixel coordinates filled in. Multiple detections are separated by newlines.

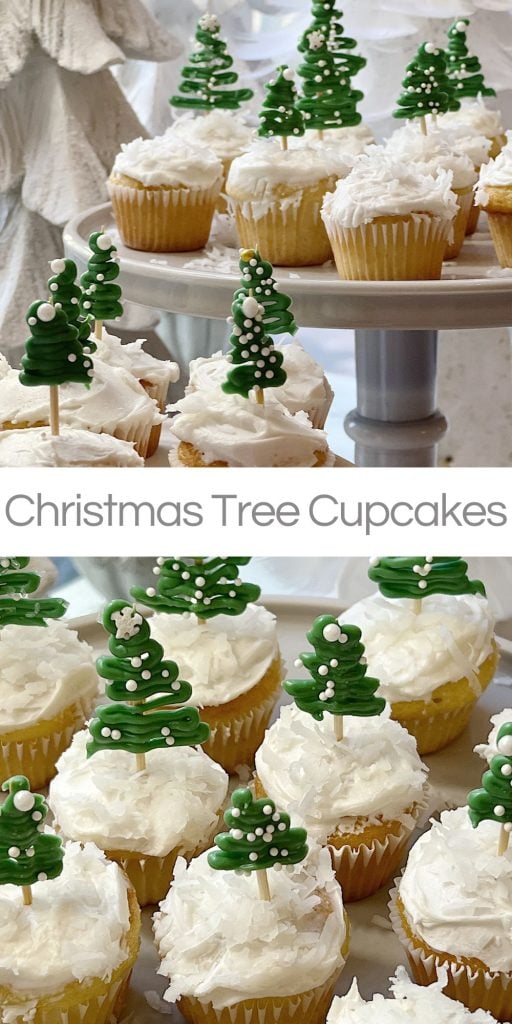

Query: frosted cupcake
left=435, top=124, right=492, bottom=235
left=108, top=134, right=223, bottom=252
left=344, top=557, right=497, bottom=754
left=255, top=615, right=428, bottom=901
left=0, top=558, right=98, bottom=789
left=154, top=788, right=349, bottom=1024
left=327, top=966, right=499, bottom=1022
left=168, top=112, right=253, bottom=212
left=0, top=426, right=143, bottom=466
left=49, top=601, right=228, bottom=906
left=0, top=776, right=140, bottom=1024
left=476, top=138, right=512, bottom=267
left=95, top=327, right=179, bottom=412
left=131, top=558, right=283, bottom=774
left=321, top=149, right=458, bottom=280
left=439, top=100, right=506, bottom=160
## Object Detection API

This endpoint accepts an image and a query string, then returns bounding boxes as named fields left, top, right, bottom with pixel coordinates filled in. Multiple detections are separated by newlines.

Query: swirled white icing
left=439, top=100, right=504, bottom=141
left=0, top=427, right=143, bottom=466
left=168, top=111, right=253, bottom=161
left=327, top=966, right=498, bottom=1022
left=384, top=126, right=477, bottom=189
left=0, top=841, right=131, bottom=996
left=149, top=605, right=279, bottom=707
left=435, top=124, right=491, bottom=168
left=321, top=150, right=458, bottom=229
left=111, top=134, right=223, bottom=188
left=255, top=704, right=427, bottom=842
left=321, top=123, right=375, bottom=154
left=399, top=806, right=512, bottom=973
left=476, top=135, right=512, bottom=204
left=0, top=353, right=9, bottom=379
left=226, top=139, right=353, bottom=197
left=343, top=592, right=495, bottom=702
left=169, top=390, right=332, bottom=467
left=154, top=845, right=346, bottom=1008
left=0, top=621, right=98, bottom=733
left=474, top=709, right=512, bottom=763
left=49, top=730, right=228, bottom=857
left=96, top=328, right=179, bottom=388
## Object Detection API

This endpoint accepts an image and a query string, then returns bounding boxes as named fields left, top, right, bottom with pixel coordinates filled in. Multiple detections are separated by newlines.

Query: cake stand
left=64, top=204, right=512, bottom=467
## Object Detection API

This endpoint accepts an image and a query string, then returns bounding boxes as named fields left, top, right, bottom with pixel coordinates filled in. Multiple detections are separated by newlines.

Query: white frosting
left=399, top=806, right=512, bottom=973
left=186, top=342, right=331, bottom=417
left=321, top=123, right=375, bottom=155
left=435, top=124, right=492, bottom=168
left=0, top=427, right=143, bottom=466
left=111, top=134, right=223, bottom=189
left=255, top=705, right=427, bottom=842
left=474, top=710, right=512, bottom=763
left=95, top=328, right=179, bottom=388
left=384, top=126, right=477, bottom=190
left=343, top=592, right=495, bottom=702
left=0, top=353, right=10, bottom=380
left=169, top=389, right=331, bottom=467
left=0, top=842, right=131, bottom=996
left=149, top=605, right=279, bottom=707
left=439, top=100, right=504, bottom=142
left=154, top=846, right=346, bottom=1008
left=0, top=621, right=98, bottom=733
left=476, top=135, right=512, bottom=204
left=327, top=966, right=498, bottom=1023
left=226, top=139, right=353, bottom=198
left=168, top=111, right=253, bottom=161
left=321, top=150, right=458, bottom=228
left=49, top=730, right=228, bottom=858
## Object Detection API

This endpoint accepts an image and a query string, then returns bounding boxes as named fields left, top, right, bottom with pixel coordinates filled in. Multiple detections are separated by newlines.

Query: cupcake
left=95, top=327, right=179, bottom=413
left=476, top=138, right=512, bottom=267
left=321, top=149, right=458, bottom=280
left=131, top=557, right=283, bottom=774
left=168, top=112, right=253, bottom=212
left=49, top=601, right=228, bottom=906
left=0, top=558, right=98, bottom=789
left=0, top=775, right=140, bottom=1024
left=438, top=100, right=506, bottom=160
left=344, top=557, right=497, bottom=754
left=255, top=615, right=428, bottom=901
left=108, top=134, right=223, bottom=252
left=154, top=787, right=349, bottom=1024
left=434, top=125, right=492, bottom=235
left=0, top=426, right=143, bottom=466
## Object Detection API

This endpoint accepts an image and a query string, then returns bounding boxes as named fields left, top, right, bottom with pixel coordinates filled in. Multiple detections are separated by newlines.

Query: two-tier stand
left=64, top=204, right=512, bottom=467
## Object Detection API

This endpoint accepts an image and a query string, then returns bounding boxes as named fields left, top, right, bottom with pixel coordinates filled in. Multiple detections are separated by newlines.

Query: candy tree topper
left=299, top=1, right=366, bottom=78
left=222, top=294, right=287, bottom=404
left=446, top=19, right=496, bottom=100
left=368, top=556, right=485, bottom=614
left=394, top=42, right=459, bottom=134
left=284, top=615, right=385, bottom=741
left=131, top=557, right=260, bottom=624
left=468, top=722, right=512, bottom=856
left=296, top=25, right=363, bottom=136
left=170, top=13, right=253, bottom=113
left=48, top=257, right=95, bottom=353
left=0, top=776, right=63, bottom=906
left=258, top=66, right=305, bottom=151
left=89, top=600, right=209, bottom=772
left=0, top=556, right=67, bottom=628
left=234, top=249, right=297, bottom=336
left=208, top=787, right=308, bottom=901
left=80, top=231, right=123, bottom=340
left=19, top=300, right=94, bottom=436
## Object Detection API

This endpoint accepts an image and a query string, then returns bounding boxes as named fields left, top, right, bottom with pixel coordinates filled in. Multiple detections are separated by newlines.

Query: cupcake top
left=0, top=353, right=9, bottom=379
left=149, top=605, right=279, bottom=707
left=186, top=342, right=332, bottom=418
left=436, top=124, right=492, bottom=168
left=475, top=709, right=512, bottom=763
left=343, top=591, right=494, bottom=702
left=154, top=845, right=346, bottom=1008
left=169, top=390, right=333, bottom=467
left=168, top=111, right=253, bottom=161
left=111, top=134, right=223, bottom=189
left=384, top=126, right=477, bottom=189
left=476, top=137, right=512, bottom=204
left=0, top=841, right=131, bottom=996
left=95, top=328, right=179, bottom=389
left=399, top=805, right=512, bottom=973
left=439, top=100, right=504, bottom=141
left=0, top=620, right=98, bottom=734
left=321, top=123, right=375, bottom=154
left=321, top=150, right=458, bottom=228
left=49, top=729, right=228, bottom=857
left=0, top=427, right=143, bottom=467
left=255, top=704, right=427, bottom=842
left=226, top=138, right=353, bottom=199
left=327, top=966, right=498, bottom=1023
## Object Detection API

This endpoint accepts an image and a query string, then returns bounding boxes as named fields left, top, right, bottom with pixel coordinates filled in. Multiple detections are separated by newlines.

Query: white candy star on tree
left=112, top=605, right=143, bottom=640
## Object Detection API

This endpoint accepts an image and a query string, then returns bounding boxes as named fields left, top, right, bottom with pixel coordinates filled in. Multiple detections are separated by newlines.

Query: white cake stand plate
left=64, top=204, right=512, bottom=467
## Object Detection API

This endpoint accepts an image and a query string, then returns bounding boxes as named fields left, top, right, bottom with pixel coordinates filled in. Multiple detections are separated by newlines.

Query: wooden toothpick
left=498, top=824, right=510, bottom=856
left=257, top=869, right=271, bottom=901
left=281, top=136, right=288, bottom=151
left=22, top=885, right=32, bottom=906
left=136, top=752, right=146, bottom=772
left=420, top=116, right=427, bottom=136
left=49, top=385, right=60, bottom=436
left=334, top=715, right=344, bottom=741
left=412, top=599, right=422, bottom=615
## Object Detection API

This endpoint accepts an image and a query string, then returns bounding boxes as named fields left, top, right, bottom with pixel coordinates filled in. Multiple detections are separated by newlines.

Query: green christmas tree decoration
left=296, top=26, right=363, bottom=131
left=0, top=557, right=67, bottom=628
left=394, top=42, right=460, bottom=123
left=88, top=601, right=209, bottom=767
left=368, top=557, right=486, bottom=600
left=19, top=300, right=94, bottom=388
left=446, top=19, right=496, bottom=99
left=299, top=0, right=366, bottom=78
left=284, top=615, right=385, bottom=740
left=234, top=249, right=298, bottom=336
left=80, top=231, right=123, bottom=337
left=258, top=66, right=305, bottom=145
left=170, top=13, right=253, bottom=112
left=131, top=557, right=260, bottom=620
left=222, top=294, right=287, bottom=400
left=468, top=722, right=512, bottom=855
left=0, top=776, right=63, bottom=904
left=48, top=257, right=95, bottom=353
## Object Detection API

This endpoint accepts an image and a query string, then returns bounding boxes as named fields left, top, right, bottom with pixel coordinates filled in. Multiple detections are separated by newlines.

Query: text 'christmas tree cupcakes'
left=132, top=558, right=282, bottom=774
left=0, top=775, right=140, bottom=1024
left=154, top=788, right=349, bottom=1024
left=48, top=602, right=228, bottom=906
left=255, top=615, right=428, bottom=901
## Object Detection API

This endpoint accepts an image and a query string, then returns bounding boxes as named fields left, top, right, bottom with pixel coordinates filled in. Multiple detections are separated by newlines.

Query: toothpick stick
left=255, top=387, right=265, bottom=406
left=136, top=752, right=146, bottom=772
left=318, top=129, right=324, bottom=141
left=334, top=716, right=344, bottom=741
left=498, top=824, right=510, bottom=856
left=49, top=385, right=60, bottom=436
left=412, top=599, right=422, bottom=615
left=95, top=319, right=103, bottom=340
left=22, top=886, right=32, bottom=906
left=281, top=136, right=288, bottom=151
left=257, top=869, right=271, bottom=901
left=420, top=116, right=427, bottom=136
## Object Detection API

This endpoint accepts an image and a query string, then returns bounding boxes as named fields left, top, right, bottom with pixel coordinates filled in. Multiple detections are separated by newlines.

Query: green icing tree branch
left=170, top=13, right=253, bottom=112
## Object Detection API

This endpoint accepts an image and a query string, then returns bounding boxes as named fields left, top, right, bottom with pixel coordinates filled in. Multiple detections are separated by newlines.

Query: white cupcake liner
left=324, top=213, right=452, bottom=280
left=0, top=694, right=95, bottom=790
left=230, top=190, right=333, bottom=267
left=108, top=180, right=221, bottom=210
left=109, top=179, right=221, bottom=253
